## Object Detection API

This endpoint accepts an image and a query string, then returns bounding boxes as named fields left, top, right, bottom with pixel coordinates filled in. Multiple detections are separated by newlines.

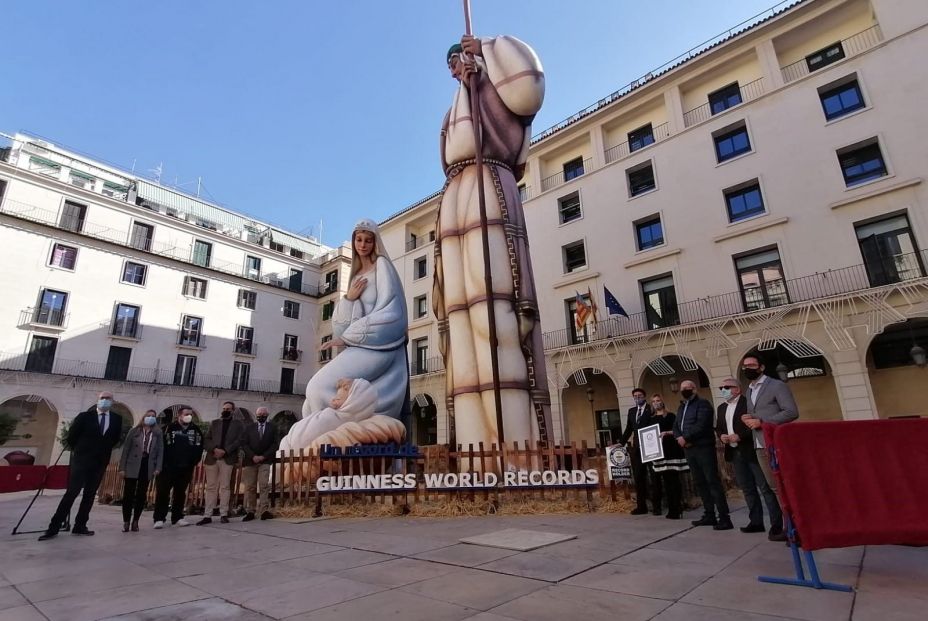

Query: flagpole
left=462, top=0, right=506, bottom=450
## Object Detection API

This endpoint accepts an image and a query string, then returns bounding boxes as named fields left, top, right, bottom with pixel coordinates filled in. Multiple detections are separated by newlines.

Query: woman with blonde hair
left=118, top=410, right=163, bottom=532
left=648, top=394, right=688, bottom=519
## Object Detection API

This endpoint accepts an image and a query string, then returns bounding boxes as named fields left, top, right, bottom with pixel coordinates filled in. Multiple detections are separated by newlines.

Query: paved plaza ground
left=0, top=493, right=924, bottom=621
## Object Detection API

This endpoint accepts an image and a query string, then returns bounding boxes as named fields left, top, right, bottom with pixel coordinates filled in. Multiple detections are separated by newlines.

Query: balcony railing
left=107, top=321, right=142, bottom=339
left=281, top=346, right=302, bottom=362
left=604, top=122, right=671, bottom=164
left=411, top=356, right=445, bottom=376
left=543, top=249, right=928, bottom=351
left=233, top=340, right=256, bottom=356
left=0, top=353, right=284, bottom=394
left=541, top=157, right=594, bottom=193
left=0, top=197, right=325, bottom=297
left=405, top=234, right=436, bottom=252
left=683, top=77, right=766, bottom=127
left=20, top=307, right=69, bottom=329
left=780, top=25, right=883, bottom=84
left=519, top=185, right=534, bottom=202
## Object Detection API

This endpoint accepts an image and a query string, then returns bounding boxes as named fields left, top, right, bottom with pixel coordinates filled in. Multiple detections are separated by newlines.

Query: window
left=641, top=275, right=679, bottom=329
left=627, top=162, right=656, bottom=197
left=414, top=294, right=428, bottom=319
left=563, top=157, right=585, bottom=182
left=270, top=240, right=285, bottom=253
left=28, top=156, right=60, bottom=176
left=288, top=268, right=303, bottom=293
left=519, top=185, right=528, bottom=201
left=192, top=240, right=212, bottom=267
left=102, top=182, right=129, bottom=200
left=414, top=256, right=428, bottom=279
left=324, top=270, right=339, bottom=293
left=855, top=214, right=925, bottom=287
left=628, top=124, right=655, bottom=152
left=232, top=361, right=251, bottom=391
left=735, top=248, right=789, bottom=311
left=565, top=293, right=593, bottom=345
left=174, top=354, right=197, bottom=386
left=121, top=261, right=147, bottom=286
left=319, top=335, right=332, bottom=362
left=713, top=123, right=752, bottom=162
left=806, top=41, right=845, bottom=73
left=235, top=326, right=254, bottom=355
left=724, top=181, right=766, bottom=222
left=280, top=367, right=295, bottom=394
left=283, top=300, right=300, bottom=319
left=709, top=82, right=742, bottom=115
left=35, top=289, right=67, bottom=326
left=245, top=255, right=261, bottom=280
left=238, top=289, right=257, bottom=310
left=283, top=334, right=300, bottom=361
left=112, top=303, right=140, bottom=338
left=183, top=276, right=208, bottom=299
left=59, top=200, right=86, bottom=233
left=635, top=217, right=664, bottom=251
left=0, top=178, right=7, bottom=202
left=838, top=140, right=887, bottom=186
left=290, top=248, right=304, bottom=259
left=69, top=171, right=94, bottom=189
left=49, top=243, right=77, bottom=270
left=104, top=346, right=132, bottom=381
left=563, top=241, right=587, bottom=273
left=412, top=338, right=429, bottom=375
left=558, top=192, right=582, bottom=224
left=25, top=336, right=57, bottom=373
left=129, top=222, right=154, bottom=251
left=179, top=315, right=203, bottom=347
left=819, top=79, right=865, bottom=121
left=321, top=300, right=335, bottom=321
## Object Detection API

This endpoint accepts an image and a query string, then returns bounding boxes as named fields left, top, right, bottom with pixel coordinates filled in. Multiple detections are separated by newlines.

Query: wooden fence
left=97, top=442, right=734, bottom=515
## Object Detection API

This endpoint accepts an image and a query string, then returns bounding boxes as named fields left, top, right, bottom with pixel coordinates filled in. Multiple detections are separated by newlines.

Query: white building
left=381, top=0, right=928, bottom=448
left=0, top=133, right=351, bottom=465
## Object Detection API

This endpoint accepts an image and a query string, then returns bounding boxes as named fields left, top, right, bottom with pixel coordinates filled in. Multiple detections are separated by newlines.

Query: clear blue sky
left=1, top=0, right=783, bottom=247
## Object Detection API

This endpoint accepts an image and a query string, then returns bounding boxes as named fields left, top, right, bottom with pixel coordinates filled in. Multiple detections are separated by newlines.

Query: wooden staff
left=462, top=0, right=505, bottom=450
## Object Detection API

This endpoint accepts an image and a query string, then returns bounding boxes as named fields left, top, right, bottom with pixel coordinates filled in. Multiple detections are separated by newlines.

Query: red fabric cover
left=0, top=466, right=48, bottom=493
left=45, top=466, right=70, bottom=489
left=772, top=419, right=928, bottom=551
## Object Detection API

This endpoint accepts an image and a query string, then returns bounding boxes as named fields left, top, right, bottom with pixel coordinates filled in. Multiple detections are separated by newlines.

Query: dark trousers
left=685, top=445, right=729, bottom=519
left=630, top=444, right=649, bottom=510
left=48, top=458, right=106, bottom=532
left=650, top=468, right=683, bottom=515
left=153, top=467, right=194, bottom=524
left=732, top=451, right=782, bottom=528
left=122, top=458, right=150, bottom=523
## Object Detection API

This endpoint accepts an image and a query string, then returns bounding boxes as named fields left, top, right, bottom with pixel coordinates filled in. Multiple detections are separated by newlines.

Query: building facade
left=0, top=134, right=350, bottom=465
left=381, top=0, right=928, bottom=448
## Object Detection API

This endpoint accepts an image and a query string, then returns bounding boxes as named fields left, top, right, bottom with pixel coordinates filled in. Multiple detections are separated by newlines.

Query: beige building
left=381, top=0, right=928, bottom=448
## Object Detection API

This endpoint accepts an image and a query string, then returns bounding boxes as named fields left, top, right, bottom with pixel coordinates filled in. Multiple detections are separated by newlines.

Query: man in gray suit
left=740, top=355, right=798, bottom=541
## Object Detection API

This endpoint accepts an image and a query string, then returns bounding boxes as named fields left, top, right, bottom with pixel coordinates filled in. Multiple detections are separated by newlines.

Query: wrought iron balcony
left=543, top=249, right=928, bottom=351
left=281, top=346, right=302, bottom=362
left=780, top=25, right=883, bottom=84
left=541, top=158, right=594, bottom=193
left=605, top=122, right=671, bottom=164
left=410, top=356, right=445, bottom=376
left=233, top=339, right=256, bottom=356
left=683, top=77, right=766, bottom=127
left=20, top=307, right=69, bottom=330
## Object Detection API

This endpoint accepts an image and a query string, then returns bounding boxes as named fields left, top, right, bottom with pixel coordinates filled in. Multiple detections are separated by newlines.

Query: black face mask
left=742, top=368, right=762, bottom=380
left=221, top=411, right=233, bottom=419
left=680, top=389, right=694, bottom=400
left=256, top=416, right=268, bottom=423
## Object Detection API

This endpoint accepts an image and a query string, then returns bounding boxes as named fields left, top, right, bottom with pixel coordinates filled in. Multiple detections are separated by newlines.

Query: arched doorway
left=235, top=407, right=254, bottom=424
left=639, top=355, right=709, bottom=409
left=160, top=405, right=202, bottom=426
left=411, top=394, right=437, bottom=446
left=867, top=318, right=928, bottom=419
left=741, top=342, right=841, bottom=421
left=272, top=410, right=299, bottom=438
left=561, top=368, right=620, bottom=448
left=0, top=395, right=59, bottom=465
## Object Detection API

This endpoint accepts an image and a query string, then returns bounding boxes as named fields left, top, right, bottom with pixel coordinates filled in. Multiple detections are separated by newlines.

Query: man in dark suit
left=673, top=380, right=732, bottom=530
left=619, top=387, right=652, bottom=515
left=39, top=391, right=123, bottom=540
left=241, top=406, right=277, bottom=521
left=197, top=401, right=245, bottom=525
left=715, top=378, right=782, bottom=539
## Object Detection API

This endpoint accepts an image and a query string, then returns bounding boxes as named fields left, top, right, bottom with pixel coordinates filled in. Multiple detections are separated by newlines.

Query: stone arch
left=411, top=393, right=437, bottom=446
left=560, top=367, right=620, bottom=448
left=739, top=340, right=841, bottom=421
left=235, top=407, right=254, bottom=424
left=0, top=394, right=60, bottom=466
left=637, top=355, right=710, bottom=406
left=272, top=410, right=299, bottom=437
left=160, top=404, right=202, bottom=426
left=865, top=317, right=928, bottom=419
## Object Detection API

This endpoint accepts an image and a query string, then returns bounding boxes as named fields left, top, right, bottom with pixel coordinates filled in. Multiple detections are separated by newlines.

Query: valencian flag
left=574, top=291, right=591, bottom=331
left=587, top=286, right=599, bottom=323
left=604, top=286, right=629, bottom=317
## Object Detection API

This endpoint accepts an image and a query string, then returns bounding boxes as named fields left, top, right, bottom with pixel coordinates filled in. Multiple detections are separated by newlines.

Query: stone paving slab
left=414, top=543, right=519, bottom=567
left=98, top=597, right=274, bottom=620
left=0, top=604, right=47, bottom=621
left=563, top=561, right=715, bottom=600
left=32, top=578, right=208, bottom=621
left=0, top=587, right=28, bottom=611
left=399, top=567, right=546, bottom=611
left=227, top=574, right=385, bottom=619
left=651, top=601, right=806, bottom=621
left=488, top=584, right=671, bottom=621
left=476, top=551, right=598, bottom=582
left=334, top=557, right=460, bottom=588
left=459, top=529, right=577, bottom=551
left=15, top=562, right=162, bottom=602
left=283, top=588, right=478, bottom=621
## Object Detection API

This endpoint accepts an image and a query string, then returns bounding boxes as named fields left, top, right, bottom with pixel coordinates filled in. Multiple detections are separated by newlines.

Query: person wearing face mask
left=715, top=379, right=783, bottom=539
left=39, top=391, right=124, bottom=541
left=153, top=406, right=204, bottom=529
left=118, top=410, right=163, bottom=532
left=241, top=406, right=277, bottom=522
left=673, top=380, right=732, bottom=530
left=647, top=394, right=688, bottom=519
left=739, top=355, right=797, bottom=540
left=198, top=401, right=245, bottom=525
left=618, top=388, right=653, bottom=515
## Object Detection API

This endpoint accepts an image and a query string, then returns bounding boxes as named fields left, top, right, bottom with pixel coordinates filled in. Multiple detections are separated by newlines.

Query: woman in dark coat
left=648, top=394, right=689, bottom=519
left=118, top=410, right=163, bottom=532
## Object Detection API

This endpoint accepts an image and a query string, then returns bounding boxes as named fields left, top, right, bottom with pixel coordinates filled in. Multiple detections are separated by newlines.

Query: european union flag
left=604, top=286, right=628, bottom=317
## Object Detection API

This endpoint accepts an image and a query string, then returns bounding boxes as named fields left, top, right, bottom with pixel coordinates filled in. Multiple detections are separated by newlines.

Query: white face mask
left=180, top=414, right=193, bottom=424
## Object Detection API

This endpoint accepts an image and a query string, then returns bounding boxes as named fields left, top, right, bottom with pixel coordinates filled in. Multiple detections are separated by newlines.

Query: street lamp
left=669, top=376, right=679, bottom=393
left=775, top=362, right=790, bottom=382
left=910, top=344, right=927, bottom=367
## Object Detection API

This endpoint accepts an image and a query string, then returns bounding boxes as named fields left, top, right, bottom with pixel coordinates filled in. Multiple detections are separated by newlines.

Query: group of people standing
left=617, top=355, right=798, bottom=541
left=38, top=396, right=278, bottom=540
